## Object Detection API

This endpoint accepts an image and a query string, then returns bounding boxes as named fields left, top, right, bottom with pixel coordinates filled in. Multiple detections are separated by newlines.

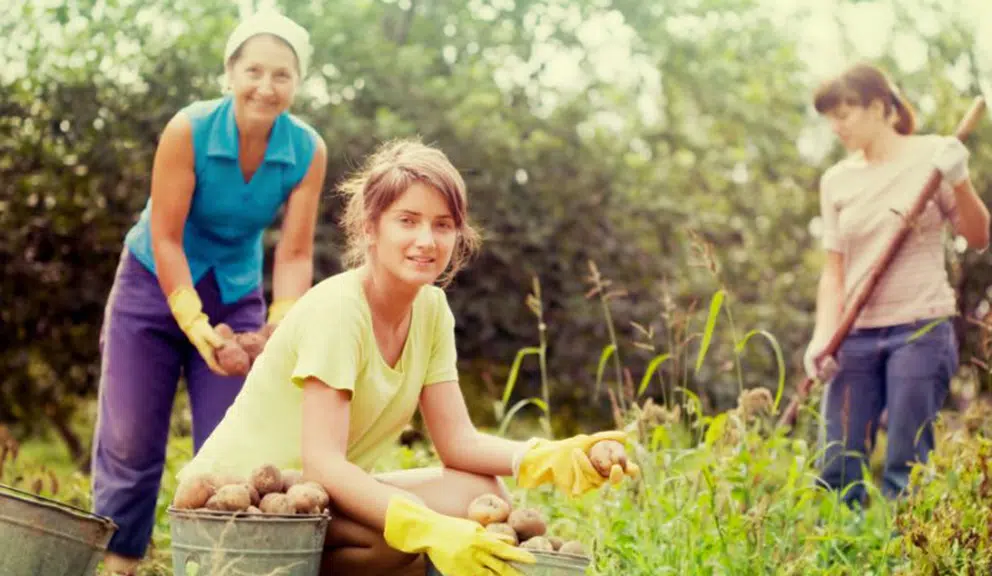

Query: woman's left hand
left=513, top=431, right=640, bottom=497
left=932, top=137, right=970, bottom=186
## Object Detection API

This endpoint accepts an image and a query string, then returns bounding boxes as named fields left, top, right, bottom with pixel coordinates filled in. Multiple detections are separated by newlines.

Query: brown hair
left=338, top=138, right=481, bottom=287
left=813, top=62, right=916, bottom=135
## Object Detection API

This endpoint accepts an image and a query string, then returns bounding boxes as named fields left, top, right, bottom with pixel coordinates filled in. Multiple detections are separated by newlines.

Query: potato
left=301, top=481, right=330, bottom=510
left=216, top=343, right=250, bottom=375
left=558, top=540, right=587, bottom=557
left=282, top=469, right=304, bottom=490
left=287, top=484, right=326, bottom=514
left=205, top=484, right=251, bottom=512
left=243, top=483, right=260, bottom=507
left=173, top=475, right=215, bottom=509
left=250, top=464, right=284, bottom=496
left=206, top=473, right=246, bottom=490
left=588, top=439, right=628, bottom=478
left=507, top=508, right=546, bottom=541
left=259, top=493, right=295, bottom=515
left=245, top=506, right=263, bottom=515
left=467, top=493, right=511, bottom=526
left=547, top=536, right=563, bottom=551
left=215, top=323, right=235, bottom=340
left=520, top=536, right=554, bottom=551
left=235, top=332, right=266, bottom=360
left=485, top=522, right=518, bottom=545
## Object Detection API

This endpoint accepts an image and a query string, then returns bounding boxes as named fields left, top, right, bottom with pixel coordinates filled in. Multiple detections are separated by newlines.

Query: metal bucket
left=0, top=482, right=118, bottom=576
left=168, top=507, right=330, bottom=576
left=427, top=549, right=591, bottom=575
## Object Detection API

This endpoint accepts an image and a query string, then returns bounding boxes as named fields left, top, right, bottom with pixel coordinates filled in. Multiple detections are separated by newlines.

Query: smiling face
left=367, top=182, right=458, bottom=289
left=225, top=34, right=299, bottom=123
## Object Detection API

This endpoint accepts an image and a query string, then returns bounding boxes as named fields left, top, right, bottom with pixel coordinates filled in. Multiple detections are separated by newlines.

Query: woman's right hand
left=803, top=333, right=837, bottom=381
left=383, top=496, right=535, bottom=576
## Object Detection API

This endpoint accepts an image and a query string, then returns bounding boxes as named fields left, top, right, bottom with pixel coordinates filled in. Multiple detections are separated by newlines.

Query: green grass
left=4, top=258, right=992, bottom=574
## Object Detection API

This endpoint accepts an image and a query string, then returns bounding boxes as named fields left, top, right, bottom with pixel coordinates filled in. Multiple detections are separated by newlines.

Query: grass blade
left=497, top=397, right=549, bottom=436
left=501, top=346, right=542, bottom=406
left=594, top=344, right=617, bottom=398
left=638, top=353, right=672, bottom=398
left=695, top=289, right=725, bottom=374
left=735, top=329, right=786, bottom=412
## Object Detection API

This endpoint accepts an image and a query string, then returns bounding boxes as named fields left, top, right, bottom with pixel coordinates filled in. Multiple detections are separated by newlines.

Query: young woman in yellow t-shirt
left=179, top=138, right=638, bottom=575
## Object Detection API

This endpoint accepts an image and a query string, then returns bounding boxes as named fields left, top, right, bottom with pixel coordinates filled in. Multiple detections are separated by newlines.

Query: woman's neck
left=862, top=128, right=905, bottom=164
left=360, top=265, right=419, bottom=329
left=233, top=106, right=274, bottom=151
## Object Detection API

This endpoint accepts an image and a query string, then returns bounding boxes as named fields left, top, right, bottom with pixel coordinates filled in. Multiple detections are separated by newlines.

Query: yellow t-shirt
left=177, top=267, right=459, bottom=483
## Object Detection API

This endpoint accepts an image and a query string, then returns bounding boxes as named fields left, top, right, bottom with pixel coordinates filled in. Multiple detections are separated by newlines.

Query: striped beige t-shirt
left=819, top=134, right=962, bottom=329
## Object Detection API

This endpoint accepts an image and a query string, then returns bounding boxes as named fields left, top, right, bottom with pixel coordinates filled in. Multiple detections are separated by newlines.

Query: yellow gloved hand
left=167, top=287, right=228, bottom=376
left=383, top=496, right=535, bottom=576
left=266, top=298, right=297, bottom=325
left=514, top=430, right=640, bottom=497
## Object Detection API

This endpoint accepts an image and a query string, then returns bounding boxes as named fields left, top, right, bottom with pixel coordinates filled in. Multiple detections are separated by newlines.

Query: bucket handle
left=0, top=482, right=117, bottom=528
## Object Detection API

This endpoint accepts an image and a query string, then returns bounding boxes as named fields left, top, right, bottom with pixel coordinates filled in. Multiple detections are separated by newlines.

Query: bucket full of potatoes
left=167, top=465, right=331, bottom=576
left=466, top=493, right=591, bottom=575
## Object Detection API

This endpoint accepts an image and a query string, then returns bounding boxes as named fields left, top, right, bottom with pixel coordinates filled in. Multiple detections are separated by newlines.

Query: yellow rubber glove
left=167, top=286, right=228, bottom=375
left=383, top=497, right=535, bottom=576
left=266, top=298, right=297, bottom=325
left=514, top=430, right=640, bottom=497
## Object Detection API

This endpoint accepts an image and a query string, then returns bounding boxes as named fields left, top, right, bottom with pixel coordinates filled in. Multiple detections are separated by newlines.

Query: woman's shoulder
left=820, top=155, right=861, bottom=193
left=179, top=97, right=230, bottom=123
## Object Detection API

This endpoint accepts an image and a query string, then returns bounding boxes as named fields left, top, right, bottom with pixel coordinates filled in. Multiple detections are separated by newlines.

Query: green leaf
left=500, top=346, right=541, bottom=406
left=735, top=329, right=786, bottom=412
left=695, top=289, right=725, bottom=374
left=497, top=397, right=549, bottom=437
left=705, top=412, right=728, bottom=447
left=638, top=352, right=672, bottom=397
left=594, top=344, right=617, bottom=398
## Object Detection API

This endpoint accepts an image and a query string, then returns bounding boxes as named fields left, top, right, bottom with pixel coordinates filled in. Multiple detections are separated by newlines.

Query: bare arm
left=812, top=251, right=845, bottom=343
left=149, top=114, right=197, bottom=298
left=419, top=381, right=530, bottom=477
left=300, top=379, right=423, bottom=532
left=271, top=137, right=328, bottom=302
left=951, top=178, right=990, bottom=250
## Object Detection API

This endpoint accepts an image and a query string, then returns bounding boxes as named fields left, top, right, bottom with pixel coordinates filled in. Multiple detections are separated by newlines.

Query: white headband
left=224, top=10, right=312, bottom=76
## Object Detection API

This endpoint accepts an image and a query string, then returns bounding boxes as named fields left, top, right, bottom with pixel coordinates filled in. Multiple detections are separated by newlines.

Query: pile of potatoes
left=462, top=438, right=634, bottom=559
left=214, top=323, right=275, bottom=376
left=172, top=464, right=329, bottom=516
left=467, top=494, right=587, bottom=558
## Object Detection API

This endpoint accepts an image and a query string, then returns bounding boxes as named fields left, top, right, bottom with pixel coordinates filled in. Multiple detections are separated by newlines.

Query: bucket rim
left=0, top=482, right=117, bottom=531
left=167, top=506, right=331, bottom=523
left=517, top=549, right=592, bottom=568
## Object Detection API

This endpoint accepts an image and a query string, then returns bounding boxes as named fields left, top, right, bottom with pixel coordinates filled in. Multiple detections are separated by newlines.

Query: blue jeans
left=817, top=318, right=957, bottom=506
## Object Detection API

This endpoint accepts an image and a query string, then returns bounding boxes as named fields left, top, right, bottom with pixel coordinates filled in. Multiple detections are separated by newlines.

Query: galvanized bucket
left=168, top=507, right=330, bottom=576
left=0, top=482, right=118, bottom=576
left=427, top=549, right=591, bottom=575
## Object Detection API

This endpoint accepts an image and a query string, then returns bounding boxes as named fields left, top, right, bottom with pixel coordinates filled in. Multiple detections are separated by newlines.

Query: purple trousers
left=90, top=249, right=264, bottom=558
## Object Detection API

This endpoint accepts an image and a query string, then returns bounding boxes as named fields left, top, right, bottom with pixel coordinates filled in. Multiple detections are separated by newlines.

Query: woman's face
left=226, top=35, right=299, bottom=124
left=368, top=182, right=458, bottom=289
left=825, top=99, right=887, bottom=153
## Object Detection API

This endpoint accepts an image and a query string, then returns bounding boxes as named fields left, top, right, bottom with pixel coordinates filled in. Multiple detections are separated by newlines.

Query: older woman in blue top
left=90, top=11, right=327, bottom=574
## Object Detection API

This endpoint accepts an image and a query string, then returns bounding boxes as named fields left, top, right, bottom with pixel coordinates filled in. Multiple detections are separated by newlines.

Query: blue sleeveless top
left=124, top=96, right=319, bottom=304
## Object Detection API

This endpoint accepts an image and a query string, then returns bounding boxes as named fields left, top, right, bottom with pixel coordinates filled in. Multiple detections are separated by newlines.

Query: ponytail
left=890, top=91, right=916, bottom=135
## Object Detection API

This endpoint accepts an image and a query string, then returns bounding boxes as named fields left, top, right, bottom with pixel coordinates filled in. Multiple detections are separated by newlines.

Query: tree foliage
left=2, top=0, right=990, bottom=455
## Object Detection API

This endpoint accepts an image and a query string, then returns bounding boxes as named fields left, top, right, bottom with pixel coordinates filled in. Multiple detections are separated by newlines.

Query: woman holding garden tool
left=177, top=138, right=640, bottom=576
left=91, top=11, right=328, bottom=575
left=801, top=62, right=989, bottom=507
